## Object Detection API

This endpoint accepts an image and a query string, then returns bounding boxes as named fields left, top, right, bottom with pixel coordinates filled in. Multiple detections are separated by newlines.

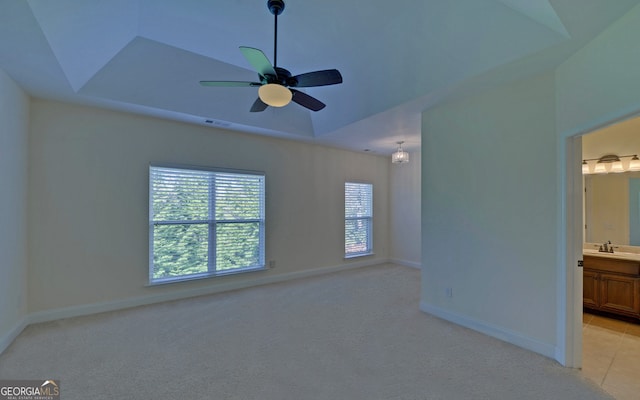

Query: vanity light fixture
left=592, top=161, right=607, bottom=174
left=391, top=141, right=409, bottom=164
left=611, top=158, right=625, bottom=173
left=582, top=160, right=590, bottom=174
left=582, top=154, right=640, bottom=174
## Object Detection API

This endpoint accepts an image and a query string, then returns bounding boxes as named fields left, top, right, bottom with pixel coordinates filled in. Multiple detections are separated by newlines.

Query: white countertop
left=583, top=248, right=640, bottom=262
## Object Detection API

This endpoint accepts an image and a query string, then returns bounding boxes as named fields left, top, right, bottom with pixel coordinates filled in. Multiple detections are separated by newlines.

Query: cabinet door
left=599, top=274, right=640, bottom=317
left=583, top=270, right=600, bottom=309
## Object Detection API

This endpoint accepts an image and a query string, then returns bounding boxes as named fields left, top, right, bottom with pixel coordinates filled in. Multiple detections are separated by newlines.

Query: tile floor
left=582, top=311, right=640, bottom=400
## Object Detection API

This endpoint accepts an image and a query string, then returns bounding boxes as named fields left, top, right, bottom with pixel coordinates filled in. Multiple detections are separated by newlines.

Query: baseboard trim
left=389, top=258, right=421, bottom=269
left=28, top=259, right=389, bottom=325
left=420, top=301, right=556, bottom=359
left=0, top=317, right=28, bottom=355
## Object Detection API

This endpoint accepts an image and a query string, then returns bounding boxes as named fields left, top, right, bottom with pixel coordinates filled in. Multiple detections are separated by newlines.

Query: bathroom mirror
left=584, top=171, right=640, bottom=245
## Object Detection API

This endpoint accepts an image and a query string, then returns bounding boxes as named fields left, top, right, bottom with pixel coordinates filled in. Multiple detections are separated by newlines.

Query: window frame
left=149, top=163, right=266, bottom=285
left=344, top=182, right=373, bottom=258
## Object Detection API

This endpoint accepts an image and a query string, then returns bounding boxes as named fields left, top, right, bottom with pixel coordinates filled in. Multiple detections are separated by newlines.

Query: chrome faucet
left=599, top=241, right=614, bottom=253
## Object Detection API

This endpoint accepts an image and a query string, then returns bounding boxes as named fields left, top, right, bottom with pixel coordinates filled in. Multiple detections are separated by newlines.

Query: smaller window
left=345, top=182, right=373, bottom=257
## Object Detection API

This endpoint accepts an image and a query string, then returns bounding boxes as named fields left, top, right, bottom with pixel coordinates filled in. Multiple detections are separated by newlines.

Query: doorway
left=563, top=114, right=640, bottom=368
left=578, top=116, right=640, bottom=399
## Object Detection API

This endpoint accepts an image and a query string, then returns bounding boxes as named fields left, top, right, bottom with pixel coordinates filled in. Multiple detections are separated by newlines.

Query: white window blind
left=150, top=165, right=265, bottom=283
left=345, top=182, right=373, bottom=257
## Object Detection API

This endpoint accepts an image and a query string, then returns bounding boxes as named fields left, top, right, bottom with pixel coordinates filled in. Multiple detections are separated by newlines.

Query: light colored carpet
left=0, top=264, right=611, bottom=400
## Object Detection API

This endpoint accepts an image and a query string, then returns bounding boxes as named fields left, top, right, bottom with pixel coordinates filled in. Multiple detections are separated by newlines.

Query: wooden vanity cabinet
left=583, top=255, right=640, bottom=319
left=583, top=270, right=600, bottom=309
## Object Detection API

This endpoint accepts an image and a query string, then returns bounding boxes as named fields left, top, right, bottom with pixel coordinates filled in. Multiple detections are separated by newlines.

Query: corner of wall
left=420, top=301, right=557, bottom=360
left=0, top=318, right=28, bottom=356
left=0, top=68, right=29, bottom=357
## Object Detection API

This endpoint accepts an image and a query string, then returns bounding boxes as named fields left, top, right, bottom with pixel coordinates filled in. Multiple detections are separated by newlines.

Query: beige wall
left=27, top=100, right=390, bottom=314
left=582, top=117, right=640, bottom=161
left=421, top=72, right=558, bottom=357
left=390, top=151, right=421, bottom=267
left=0, top=69, right=29, bottom=349
left=419, top=2, right=640, bottom=364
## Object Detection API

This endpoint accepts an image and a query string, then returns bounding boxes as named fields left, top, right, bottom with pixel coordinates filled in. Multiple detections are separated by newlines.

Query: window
left=345, top=182, right=373, bottom=257
left=149, top=165, right=265, bottom=284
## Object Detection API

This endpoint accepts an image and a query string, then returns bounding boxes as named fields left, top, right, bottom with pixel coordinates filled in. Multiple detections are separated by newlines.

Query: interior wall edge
left=0, top=317, right=28, bottom=357
left=2, top=260, right=393, bottom=356
left=420, top=301, right=557, bottom=360
left=23, top=259, right=391, bottom=334
left=389, top=258, right=421, bottom=269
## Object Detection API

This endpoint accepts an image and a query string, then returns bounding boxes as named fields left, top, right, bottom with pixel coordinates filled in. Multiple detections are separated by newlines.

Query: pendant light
left=391, top=141, right=409, bottom=164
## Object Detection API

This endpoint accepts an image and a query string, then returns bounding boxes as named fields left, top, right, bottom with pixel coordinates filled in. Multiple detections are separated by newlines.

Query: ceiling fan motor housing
left=263, top=67, right=297, bottom=87
left=267, top=0, right=285, bottom=16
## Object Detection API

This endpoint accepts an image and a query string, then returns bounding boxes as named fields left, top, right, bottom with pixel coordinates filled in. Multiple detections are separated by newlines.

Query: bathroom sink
left=583, top=248, right=640, bottom=261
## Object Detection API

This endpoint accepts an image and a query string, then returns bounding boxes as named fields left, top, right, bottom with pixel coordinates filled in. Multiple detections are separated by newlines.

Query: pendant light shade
left=258, top=84, right=292, bottom=107
left=582, top=160, right=590, bottom=174
left=611, top=160, right=625, bottom=173
left=593, top=162, right=608, bottom=174
left=391, top=141, right=409, bottom=164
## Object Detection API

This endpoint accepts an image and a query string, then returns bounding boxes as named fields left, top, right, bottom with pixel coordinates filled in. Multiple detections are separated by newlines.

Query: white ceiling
left=1, top=0, right=638, bottom=155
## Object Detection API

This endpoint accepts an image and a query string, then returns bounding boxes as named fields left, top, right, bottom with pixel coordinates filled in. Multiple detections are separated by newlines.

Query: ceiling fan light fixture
left=258, top=83, right=292, bottom=107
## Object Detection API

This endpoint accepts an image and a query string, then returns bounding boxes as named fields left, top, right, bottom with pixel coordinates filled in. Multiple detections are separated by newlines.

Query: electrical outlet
left=268, top=260, right=276, bottom=269
left=445, top=287, right=453, bottom=298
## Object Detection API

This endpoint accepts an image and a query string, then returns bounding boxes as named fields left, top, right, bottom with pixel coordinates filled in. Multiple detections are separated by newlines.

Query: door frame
left=558, top=133, right=583, bottom=367
left=560, top=111, right=640, bottom=367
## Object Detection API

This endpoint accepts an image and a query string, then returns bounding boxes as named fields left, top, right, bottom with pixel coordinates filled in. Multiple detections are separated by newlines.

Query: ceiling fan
left=199, top=0, right=342, bottom=112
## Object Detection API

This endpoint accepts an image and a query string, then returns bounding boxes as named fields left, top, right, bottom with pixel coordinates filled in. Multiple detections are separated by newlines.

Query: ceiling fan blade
left=291, top=89, right=325, bottom=111
left=291, top=69, right=342, bottom=87
left=250, top=98, right=269, bottom=112
left=200, top=81, right=261, bottom=87
left=239, top=46, right=276, bottom=78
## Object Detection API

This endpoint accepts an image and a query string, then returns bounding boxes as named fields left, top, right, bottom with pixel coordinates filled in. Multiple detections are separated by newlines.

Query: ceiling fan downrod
left=267, top=0, right=285, bottom=68
left=198, top=0, right=341, bottom=113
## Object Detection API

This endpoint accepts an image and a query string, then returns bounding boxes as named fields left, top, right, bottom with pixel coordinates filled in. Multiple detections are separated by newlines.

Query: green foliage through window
left=150, top=166, right=265, bottom=283
left=345, top=182, right=373, bottom=256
